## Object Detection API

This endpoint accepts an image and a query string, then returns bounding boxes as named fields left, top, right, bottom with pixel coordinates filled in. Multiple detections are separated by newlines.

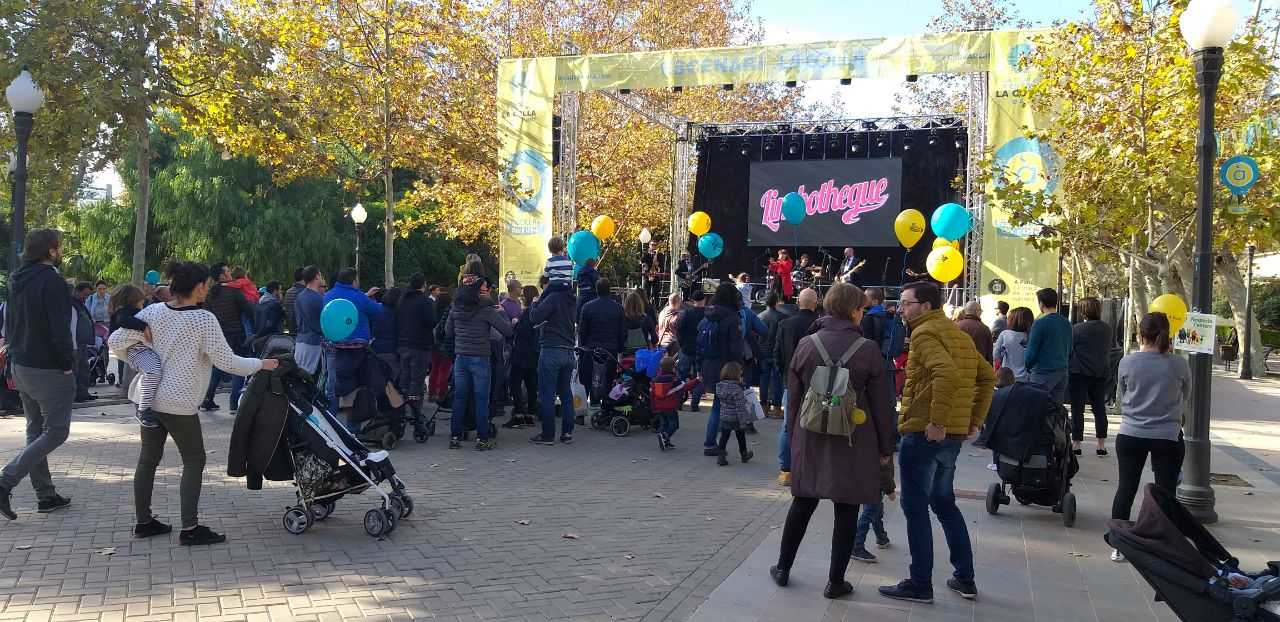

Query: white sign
left=1174, top=312, right=1217, bottom=355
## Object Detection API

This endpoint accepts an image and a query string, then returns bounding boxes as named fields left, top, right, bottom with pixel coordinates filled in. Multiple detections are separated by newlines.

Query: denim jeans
left=537, top=347, right=576, bottom=439
left=204, top=367, right=246, bottom=410
left=451, top=355, right=492, bottom=440
left=898, top=433, right=974, bottom=586
left=703, top=394, right=722, bottom=449
left=676, top=352, right=704, bottom=409
left=657, top=411, right=679, bottom=437
left=758, top=358, right=783, bottom=409
left=854, top=499, right=887, bottom=548
left=1028, top=368, right=1069, bottom=405
left=778, top=390, right=792, bottom=471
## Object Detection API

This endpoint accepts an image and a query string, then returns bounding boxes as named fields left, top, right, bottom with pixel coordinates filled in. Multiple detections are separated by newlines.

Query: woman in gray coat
left=770, top=283, right=895, bottom=599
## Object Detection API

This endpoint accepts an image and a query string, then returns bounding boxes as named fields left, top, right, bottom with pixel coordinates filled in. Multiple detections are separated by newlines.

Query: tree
left=983, top=0, right=1279, bottom=370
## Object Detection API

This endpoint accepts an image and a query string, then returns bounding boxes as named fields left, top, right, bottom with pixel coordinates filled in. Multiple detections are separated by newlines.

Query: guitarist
left=837, top=247, right=868, bottom=286
left=642, top=240, right=666, bottom=306
left=675, top=252, right=705, bottom=300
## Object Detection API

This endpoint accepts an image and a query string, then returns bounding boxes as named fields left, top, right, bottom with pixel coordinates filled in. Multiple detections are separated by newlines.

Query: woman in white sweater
left=109, top=262, right=278, bottom=545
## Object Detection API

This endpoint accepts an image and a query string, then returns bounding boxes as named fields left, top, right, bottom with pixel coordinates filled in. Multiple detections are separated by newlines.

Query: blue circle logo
left=994, top=137, right=1058, bottom=194
left=1007, top=43, right=1033, bottom=72
left=1219, top=155, right=1260, bottom=196
left=504, top=149, right=551, bottom=214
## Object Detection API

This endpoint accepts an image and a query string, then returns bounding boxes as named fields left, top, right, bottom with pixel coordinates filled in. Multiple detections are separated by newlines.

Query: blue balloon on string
left=320, top=298, right=358, bottom=342
left=781, top=192, right=807, bottom=226
left=144, top=270, right=161, bottom=285
left=567, top=230, right=601, bottom=263
left=931, top=202, right=972, bottom=241
left=697, top=232, right=724, bottom=260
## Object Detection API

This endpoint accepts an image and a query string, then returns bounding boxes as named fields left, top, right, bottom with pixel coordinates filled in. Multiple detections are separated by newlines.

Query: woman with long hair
left=622, top=289, right=657, bottom=356
left=427, top=290, right=454, bottom=402
left=1069, top=297, right=1114, bottom=456
left=1108, top=312, right=1189, bottom=563
left=992, top=307, right=1033, bottom=380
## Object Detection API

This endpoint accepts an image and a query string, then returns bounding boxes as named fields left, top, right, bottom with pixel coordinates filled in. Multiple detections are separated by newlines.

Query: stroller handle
left=573, top=346, right=616, bottom=363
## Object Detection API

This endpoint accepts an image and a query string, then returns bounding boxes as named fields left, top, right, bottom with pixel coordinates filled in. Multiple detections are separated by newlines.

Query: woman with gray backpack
left=768, top=283, right=895, bottom=600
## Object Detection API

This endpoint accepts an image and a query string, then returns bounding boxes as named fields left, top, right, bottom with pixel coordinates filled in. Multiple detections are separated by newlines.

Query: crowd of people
left=0, top=228, right=1197, bottom=588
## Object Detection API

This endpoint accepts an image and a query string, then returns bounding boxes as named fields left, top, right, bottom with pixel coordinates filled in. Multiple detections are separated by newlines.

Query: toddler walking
left=852, top=450, right=896, bottom=562
left=651, top=356, right=698, bottom=451
left=713, top=362, right=754, bottom=466
left=108, top=285, right=163, bottom=428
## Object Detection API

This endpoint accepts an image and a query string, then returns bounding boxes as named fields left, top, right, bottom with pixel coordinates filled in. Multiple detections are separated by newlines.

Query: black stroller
left=328, top=346, right=409, bottom=449
left=591, top=350, right=655, bottom=437
left=981, top=381, right=1080, bottom=527
left=1107, top=484, right=1280, bottom=621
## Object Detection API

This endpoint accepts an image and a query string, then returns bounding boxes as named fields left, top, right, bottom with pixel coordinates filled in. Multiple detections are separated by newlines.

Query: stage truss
left=555, top=87, right=989, bottom=302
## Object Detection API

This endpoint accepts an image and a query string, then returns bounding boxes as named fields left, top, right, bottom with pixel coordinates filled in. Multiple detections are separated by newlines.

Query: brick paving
left=2, top=371, right=1278, bottom=621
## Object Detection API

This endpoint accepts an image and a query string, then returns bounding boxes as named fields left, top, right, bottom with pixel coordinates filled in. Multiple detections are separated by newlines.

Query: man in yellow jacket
left=880, top=281, right=995, bottom=605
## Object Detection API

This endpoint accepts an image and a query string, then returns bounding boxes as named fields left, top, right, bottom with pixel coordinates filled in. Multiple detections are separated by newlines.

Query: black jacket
left=204, top=283, right=254, bottom=342
left=578, top=296, right=625, bottom=351
left=980, top=381, right=1068, bottom=463
left=775, top=308, right=817, bottom=375
left=254, top=295, right=285, bottom=339
left=1069, top=320, right=1113, bottom=378
left=675, top=305, right=706, bottom=356
left=72, top=297, right=94, bottom=348
left=282, top=282, right=304, bottom=333
left=511, top=305, right=540, bottom=366
left=5, top=262, right=75, bottom=371
left=110, top=307, right=147, bottom=333
left=758, top=307, right=789, bottom=364
left=531, top=288, right=577, bottom=349
left=229, top=357, right=300, bottom=490
left=395, top=290, right=437, bottom=351
left=698, top=304, right=744, bottom=384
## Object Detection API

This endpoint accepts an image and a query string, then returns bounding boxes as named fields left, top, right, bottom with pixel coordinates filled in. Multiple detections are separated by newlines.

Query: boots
left=716, top=450, right=729, bottom=466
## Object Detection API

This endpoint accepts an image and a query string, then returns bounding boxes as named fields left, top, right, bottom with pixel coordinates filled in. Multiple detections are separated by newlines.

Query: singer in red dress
left=767, top=249, right=795, bottom=300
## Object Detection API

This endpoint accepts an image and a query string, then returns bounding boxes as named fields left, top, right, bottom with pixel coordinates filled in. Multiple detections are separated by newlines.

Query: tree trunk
left=383, top=164, right=394, bottom=287
left=55, top=150, right=89, bottom=221
left=130, top=119, right=151, bottom=285
left=1170, top=242, right=1196, bottom=303
left=381, top=0, right=394, bottom=288
left=1216, top=244, right=1265, bottom=373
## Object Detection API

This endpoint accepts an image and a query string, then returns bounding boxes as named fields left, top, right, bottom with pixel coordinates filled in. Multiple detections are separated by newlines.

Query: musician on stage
left=767, top=248, right=795, bottom=301
left=836, top=247, right=867, bottom=286
left=675, top=252, right=702, bottom=300
left=641, top=240, right=666, bottom=306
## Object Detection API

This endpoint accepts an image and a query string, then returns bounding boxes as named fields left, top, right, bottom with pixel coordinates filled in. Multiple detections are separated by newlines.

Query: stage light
left=875, top=136, right=887, bottom=149
left=740, top=143, right=751, bottom=157
left=955, top=136, right=966, bottom=150
left=828, top=138, right=840, bottom=151
left=764, top=139, right=777, bottom=153
left=787, top=142, right=799, bottom=155
left=903, top=136, right=914, bottom=151
left=840, top=78, right=852, bottom=85
left=620, top=88, right=631, bottom=95
left=785, top=80, right=797, bottom=88
left=849, top=141, right=860, bottom=154
left=807, top=140, right=820, bottom=152
left=906, top=74, right=919, bottom=83
left=722, top=83, right=734, bottom=91
left=672, top=86, right=683, bottom=93
left=928, top=132, right=939, bottom=146
left=717, top=141, right=728, bottom=153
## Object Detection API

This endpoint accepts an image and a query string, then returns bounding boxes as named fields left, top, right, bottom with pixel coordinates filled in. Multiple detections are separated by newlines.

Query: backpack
left=875, top=312, right=906, bottom=365
left=695, top=316, right=720, bottom=361
left=798, top=335, right=872, bottom=446
left=624, top=326, right=649, bottom=351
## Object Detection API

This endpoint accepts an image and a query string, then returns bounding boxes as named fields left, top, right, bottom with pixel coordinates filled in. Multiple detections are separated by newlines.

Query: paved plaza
left=1, top=371, right=1278, bottom=622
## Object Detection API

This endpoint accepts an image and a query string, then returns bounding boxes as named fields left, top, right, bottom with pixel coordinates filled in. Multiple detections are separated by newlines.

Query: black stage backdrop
left=748, top=158, right=902, bottom=248
left=689, top=130, right=967, bottom=288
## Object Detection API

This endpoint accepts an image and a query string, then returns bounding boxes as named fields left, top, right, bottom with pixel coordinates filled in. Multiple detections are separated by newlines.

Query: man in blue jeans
left=880, top=281, right=995, bottom=604
left=528, top=280, right=578, bottom=445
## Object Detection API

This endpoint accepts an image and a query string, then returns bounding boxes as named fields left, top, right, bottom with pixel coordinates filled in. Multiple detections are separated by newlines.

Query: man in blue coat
left=322, top=268, right=383, bottom=404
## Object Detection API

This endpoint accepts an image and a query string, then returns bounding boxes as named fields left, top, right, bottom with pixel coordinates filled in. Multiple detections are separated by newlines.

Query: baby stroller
left=240, top=336, right=412, bottom=538
left=593, top=352, right=655, bottom=437
left=87, top=322, right=115, bottom=386
left=1107, top=484, right=1280, bottom=621
left=328, top=346, right=408, bottom=450
left=980, top=381, right=1080, bottom=527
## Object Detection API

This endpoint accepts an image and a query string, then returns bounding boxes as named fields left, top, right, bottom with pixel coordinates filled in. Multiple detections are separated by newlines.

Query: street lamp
left=1178, top=0, right=1239, bottom=524
left=5, top=67, right=44, bottom=273
left=350, top=202, right=367, bottom=283
left=638, top=227, right=652, bottom=291
left=1241, top=241, right=1256, bottom=380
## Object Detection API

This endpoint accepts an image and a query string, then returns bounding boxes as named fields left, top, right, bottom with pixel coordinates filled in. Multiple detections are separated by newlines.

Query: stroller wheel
left=364, top=508, right=390, bottom=537
left=610, top=416, right=631, bottom=437
left=389, top=496, right=406, bottom=521
left=414, top=429, right=429, bottom=444
left=394, top=494, right=414, bottom=519
left=425, top=418, right=437, bottom=436
left=106, top=373, right=116, bottom=386
left=985, top=482, right=1002, bottom=516
left=310, top=501, right=335, bottom=521
left=283, top=507, right=312, bottom=535
left=381, top=431, right=398, bottom=450
left=1061, top=492, right=1077, bottom=528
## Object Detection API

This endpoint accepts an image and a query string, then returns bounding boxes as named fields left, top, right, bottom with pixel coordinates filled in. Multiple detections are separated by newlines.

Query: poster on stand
left=1174, top=312, right=1216, bottom=355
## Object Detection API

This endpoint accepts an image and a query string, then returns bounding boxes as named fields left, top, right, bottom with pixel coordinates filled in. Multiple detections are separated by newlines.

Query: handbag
left=743, top=386, right=766, bottom=421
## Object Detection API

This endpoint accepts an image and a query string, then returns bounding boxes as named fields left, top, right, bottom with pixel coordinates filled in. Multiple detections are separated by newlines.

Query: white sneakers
left=1110, top=549, right=1126, bottom=563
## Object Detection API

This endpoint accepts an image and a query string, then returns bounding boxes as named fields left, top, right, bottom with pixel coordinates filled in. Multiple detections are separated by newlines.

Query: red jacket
left=652, top=373, right=696, bottom=412
left=768, top=258, right=794, bottom=297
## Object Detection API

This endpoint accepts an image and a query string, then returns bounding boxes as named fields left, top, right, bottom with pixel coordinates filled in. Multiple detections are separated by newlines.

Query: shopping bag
left=743, top=386, right=766, bottom=421
left=571, top=379, right=590, bottom=415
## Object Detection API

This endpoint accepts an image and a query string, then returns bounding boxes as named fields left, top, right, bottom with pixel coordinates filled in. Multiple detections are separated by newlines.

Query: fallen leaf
left=451, top=468, right=467, bottom=472
left=505, top=459, right=518, bottom=463
left=15, top=545, right=31, bottom=550
left=1068, top=552, right=1090, bottom=558
left=705, top=517, right=716, bottom=522
left=653, top=493, right=665, bottom=498
left=1244, top=491, right=1254, bottom=496
left=562, top=533, right=580, bottom=540
left=515, top=520, right=531, bottom=525
left=99, top=547, right=117, bottom=556
left=624, top=554, right=635, bottom=560
left=429, top=464, right=440, bottom=468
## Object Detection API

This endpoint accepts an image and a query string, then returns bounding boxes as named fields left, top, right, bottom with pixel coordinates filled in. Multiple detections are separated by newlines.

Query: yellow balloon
left=1149, top=294, right=1188, bottom=335
left=590, top=215, right=617, bottom=241
left=931, top=237, right=961, bottom=251
left=688, top=211, right=712, bottom=237
left=894, top=209, right=926, bottom=248
left=926, top=246, right=964, bottom=283
left=852, top=409, right=867, bottom=425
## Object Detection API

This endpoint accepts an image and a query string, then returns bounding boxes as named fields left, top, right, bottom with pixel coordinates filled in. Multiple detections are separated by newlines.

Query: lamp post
left=1241, top=242, right=1256, bottom=380
left=638, top=227, right=652, bottom=291
left=1178, top=0, right=1239, bottom=524
left=5, top=68, right=45, bottom=273
left=350, top=202, right=367, bottom=284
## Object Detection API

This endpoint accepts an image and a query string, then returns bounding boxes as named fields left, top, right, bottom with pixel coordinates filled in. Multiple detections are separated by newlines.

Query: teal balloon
left=567, top=230, right=601, bottom=262
left=144, top=270, right=161, bottom=285
left=697, top=232, right=724, bottom=259
left=781, top=192, right=807, bottom=225
left=320, top=298, right=358, bottom=342
left=931, top=202, right=971, bottom=241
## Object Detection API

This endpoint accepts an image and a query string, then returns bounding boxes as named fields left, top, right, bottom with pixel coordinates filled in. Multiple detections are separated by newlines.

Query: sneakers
left=136, top=409, right=160, bottom=428
left=448, top=437, right=461, bottom=449
left=947, top=578, right=978, bottom=600
left=559, top=434, right=573, bottom=445
left=703, top=447, right=720, bottom=457
left=0, top=486, right=14, bottom=520
left=199, top=401, right=220, bottom=412
left=824, top=581, right=854, bottom=599
left=133, top=516, right=172, bottom=538
left=876, top=535, right=891, bottom=549
left=851, top=547, right=877, bottom=563
left=740, top=450, right=754, bottom=463
left=769, top=565, right=789, bottom=587
left=179, top=525, right=226, bottom=546
left=1110, top=549, right=1126, bottom=563
left=716, top=451, right=729, bottom=466
left=36, top=494, right=71, bottom=514
left=529, top=435, right=555, bottom=446
left=879, top=579, right=934, bottom=604
left=229, top=409, right=238, bottom=417
left=777, top=471, right=791, bottom=486
left=474, top=439, right=496, bottom=451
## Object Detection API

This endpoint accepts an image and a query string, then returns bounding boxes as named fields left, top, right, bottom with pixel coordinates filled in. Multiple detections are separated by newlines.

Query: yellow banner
left=980, top=30, right=1060, bottom=314
left=497, top=57, right=557, bottom=286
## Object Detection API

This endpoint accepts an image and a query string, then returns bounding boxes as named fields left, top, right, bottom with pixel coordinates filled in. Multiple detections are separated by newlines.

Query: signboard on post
left=1174, top=312, right=1217, bottom=355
